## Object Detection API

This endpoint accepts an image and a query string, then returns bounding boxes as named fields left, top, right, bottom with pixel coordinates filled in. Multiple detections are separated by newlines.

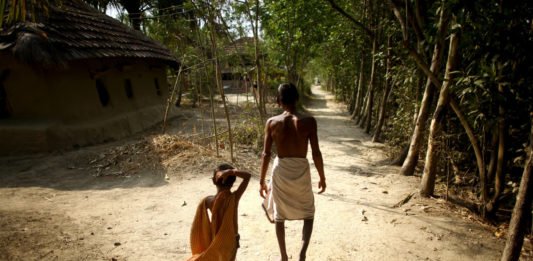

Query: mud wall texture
left=0, top=56, right=178, bottom=155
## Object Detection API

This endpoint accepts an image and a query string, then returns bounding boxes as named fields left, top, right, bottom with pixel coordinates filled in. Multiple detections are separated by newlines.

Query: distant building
left=221, top=37, right=256, bottom=94
left=0, top=0, right=179, bottom=155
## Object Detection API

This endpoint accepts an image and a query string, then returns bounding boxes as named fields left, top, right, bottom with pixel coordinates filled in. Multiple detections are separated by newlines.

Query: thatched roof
left=224, top=37, right=256, bottom=55
left=0, top=0, right=178, bottom=68
left=222, top=37, right=258, bottom=68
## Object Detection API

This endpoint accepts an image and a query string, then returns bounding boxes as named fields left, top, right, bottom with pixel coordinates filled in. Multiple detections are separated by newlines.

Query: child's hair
left=213, top=163, right=236, bottom=187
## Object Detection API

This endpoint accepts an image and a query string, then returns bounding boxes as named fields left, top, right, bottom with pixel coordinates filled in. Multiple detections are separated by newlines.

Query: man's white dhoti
left=264, top=157, right=315, bottom=221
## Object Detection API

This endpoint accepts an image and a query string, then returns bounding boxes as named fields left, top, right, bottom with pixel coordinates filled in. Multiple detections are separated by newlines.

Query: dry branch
left=392, top=192, right=416, bottom=208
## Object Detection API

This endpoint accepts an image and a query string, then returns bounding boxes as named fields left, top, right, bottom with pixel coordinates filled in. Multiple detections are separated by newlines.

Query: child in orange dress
left=188, top=164, right=251, bottom=261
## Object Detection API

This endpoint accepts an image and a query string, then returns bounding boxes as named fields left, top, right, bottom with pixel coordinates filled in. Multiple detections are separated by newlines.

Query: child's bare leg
left=299, top=219, right=314, bottom=261
left=275, top=221, right=288, bottom=261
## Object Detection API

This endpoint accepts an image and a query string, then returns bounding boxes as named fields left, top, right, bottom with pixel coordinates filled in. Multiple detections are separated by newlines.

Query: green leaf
left=474, top=79, right=484, bottom=87
left=8, top=0, right=15, bottom=24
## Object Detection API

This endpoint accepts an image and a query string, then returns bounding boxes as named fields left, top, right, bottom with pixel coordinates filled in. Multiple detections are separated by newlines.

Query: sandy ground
left=0, top=86, right=512, bottom=260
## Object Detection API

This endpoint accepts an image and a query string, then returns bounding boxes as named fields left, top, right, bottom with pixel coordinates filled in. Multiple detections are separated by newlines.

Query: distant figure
left=252, top=81, right=259, bottom=102
left=188, top=164, right=251, bottom=261
left=260, top=83, right=326, bottom=261
left=252, top=81, right=258, bottom=91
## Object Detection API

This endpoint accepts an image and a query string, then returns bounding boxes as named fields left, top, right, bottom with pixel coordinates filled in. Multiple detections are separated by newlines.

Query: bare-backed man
left=260, top=83, right=326, bottom=261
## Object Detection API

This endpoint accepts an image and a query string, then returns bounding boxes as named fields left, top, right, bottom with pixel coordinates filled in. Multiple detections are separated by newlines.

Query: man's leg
left=275, top=221, right=288, bottom=261
left=299, top=219, right=314, bottom=261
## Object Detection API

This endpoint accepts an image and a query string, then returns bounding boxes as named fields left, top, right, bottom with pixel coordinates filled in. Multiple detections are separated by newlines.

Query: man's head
left=277, top=83, right=299, bottom=106
left=213, top=163, right=236, bottom=188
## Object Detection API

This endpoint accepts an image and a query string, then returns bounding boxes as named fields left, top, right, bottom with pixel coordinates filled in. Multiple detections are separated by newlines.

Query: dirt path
left=0, top=86, right=505, bottom=260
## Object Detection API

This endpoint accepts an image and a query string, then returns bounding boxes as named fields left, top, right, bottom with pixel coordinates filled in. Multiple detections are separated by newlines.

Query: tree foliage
left=262, top=0, right=334, bottom=91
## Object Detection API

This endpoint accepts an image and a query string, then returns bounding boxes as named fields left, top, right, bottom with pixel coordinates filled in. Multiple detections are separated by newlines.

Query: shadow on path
left=0, top=152, right=168, bottom=191
left=0, top=132, right=171, bottom=191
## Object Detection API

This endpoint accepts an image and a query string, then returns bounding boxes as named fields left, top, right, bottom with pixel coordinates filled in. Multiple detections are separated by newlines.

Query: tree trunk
left=223, top=0, right=265, bottom=121
left=261, top=53, right=270, bottom=108
left=501, top=114, right=533, bottom=261
left=372, top=36, right=392, bottom=142
left=331, top=75, right=337, bottom=97
left=358, top=89, right=368, bottom=127
left=253, top=0, right=266, bottom=117
left=391, top=146, right=409, bottom=166
left=399, top=3, right=449, bottom=176
left=205, top=67, right=219, bottom=157
left=175, top=75, right=183, bottom=107
left=389, top=2, right=487, bottom=204
left=326, top=75, right=331, bottom=92
left=449, top=97, right=487, bottom=213
left=255, top=24, right=265, bottom=118
left=162, top=66, right=183, bottom=133
left=412, top=44, right=424, bottom=126
left=349, top=76, right=357, bottom=114
left=358, top=72, right=370, bottom=127
left=340, top=76, right=346, bottom=102
left=420, top=32, right=459, bottom=197
left=352, top=57, right=365, bottom=120
left=208, top=5, right=234, bottom=162
left=364, top=37, right=377, bottom=134
left=487, top=80, right=507, bottom=215
left=190, top=73, right=199, bottom=108
left=487, top=126, right=499, bottom=184
left=388, top=1, right=486, bottom=197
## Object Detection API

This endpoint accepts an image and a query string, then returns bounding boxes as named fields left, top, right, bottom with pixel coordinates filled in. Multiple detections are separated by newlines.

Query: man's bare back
left=267, top=111, right=317, bottom=158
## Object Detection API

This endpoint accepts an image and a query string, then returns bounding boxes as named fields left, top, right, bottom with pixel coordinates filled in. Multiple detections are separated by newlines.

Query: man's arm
left=309, top=117, right=326, bottom=193
left=260, top=119, right=273, bottom=198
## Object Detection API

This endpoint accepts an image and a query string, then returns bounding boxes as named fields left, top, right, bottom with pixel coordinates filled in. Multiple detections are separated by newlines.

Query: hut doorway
left=0, top=70, right=10, bottom=119
left=0, top=84, right=10, bottom=119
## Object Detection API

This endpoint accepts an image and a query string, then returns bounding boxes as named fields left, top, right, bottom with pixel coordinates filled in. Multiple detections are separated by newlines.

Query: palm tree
left=0, top=0, right=60, bottom=27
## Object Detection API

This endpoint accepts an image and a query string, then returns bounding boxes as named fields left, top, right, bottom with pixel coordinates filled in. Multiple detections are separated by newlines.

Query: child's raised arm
left=217, top=169, right=251, bottom=200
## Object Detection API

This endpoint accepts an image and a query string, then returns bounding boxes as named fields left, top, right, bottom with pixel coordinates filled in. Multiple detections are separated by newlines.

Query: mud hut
left=0, top=0, right=179, bottom=155
left=221, top=37, right=255, bottom=94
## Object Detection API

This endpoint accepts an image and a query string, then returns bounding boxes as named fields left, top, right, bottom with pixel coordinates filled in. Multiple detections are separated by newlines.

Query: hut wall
left=0, top=56, right=53, bottom=119
left=0, top=57, right=176, bottom=155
